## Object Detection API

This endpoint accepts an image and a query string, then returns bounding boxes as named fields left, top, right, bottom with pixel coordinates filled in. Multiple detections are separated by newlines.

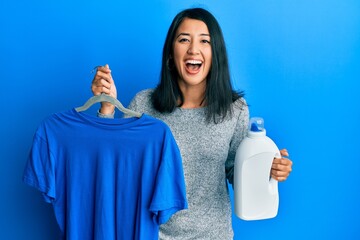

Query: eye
left=201, top=39, right=211, bottom=44
left=178, top=38, right=190, bottom=43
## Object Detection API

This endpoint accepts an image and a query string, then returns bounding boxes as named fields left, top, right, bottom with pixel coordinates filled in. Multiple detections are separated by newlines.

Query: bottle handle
left=269, top=152, right=281, bottom=193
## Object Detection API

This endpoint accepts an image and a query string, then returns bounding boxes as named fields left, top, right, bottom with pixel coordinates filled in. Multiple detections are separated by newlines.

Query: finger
left=97, top=78, right=111, bottom=89
left=272, top=176, right=287, bottom=182
left=92, top=65, right=112, bottom=83
left=271, top=165, right=292, bottom=176
left=271, top=170, right=287, bottom=181
left=91, top=79, right=112, bottom=95
left=271, top=170, right=291, bottom=182
left=94, top=71, right=112, bottom=83
left=105, top=64, right=114, bottom=85
left=280, top=149, right=289, bottom=157
left=97, top=64, right=111, bottom=73
left=273, top=157, right=292, bottom=166
left=271, top=168, right=290, bottom=177
left=272, top=160, right=292, bottom=172
left=96, top=67, right=114, bottom=86
left=92, top=78, right=111, bottom=88
left=92, top=86, right=108, bottom=95
left=99, top=64, right=112, bottom=79
left=271, top=156, right=292, bottom=182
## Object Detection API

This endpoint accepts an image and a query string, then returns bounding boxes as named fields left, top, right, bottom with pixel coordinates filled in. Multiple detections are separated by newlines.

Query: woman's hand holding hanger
left=91, top=64, right=118, bottom=115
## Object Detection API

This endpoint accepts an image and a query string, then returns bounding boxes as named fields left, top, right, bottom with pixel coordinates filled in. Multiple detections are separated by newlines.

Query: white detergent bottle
left=234, top=117, right=280, bottom=220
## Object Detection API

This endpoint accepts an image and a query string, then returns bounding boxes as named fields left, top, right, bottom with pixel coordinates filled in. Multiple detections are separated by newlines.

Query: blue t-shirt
left=23, top=109, right=188, bottom=240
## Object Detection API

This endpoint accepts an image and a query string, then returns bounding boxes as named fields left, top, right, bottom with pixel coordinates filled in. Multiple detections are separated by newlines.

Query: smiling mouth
left=185, top=60, right=203, bottom=72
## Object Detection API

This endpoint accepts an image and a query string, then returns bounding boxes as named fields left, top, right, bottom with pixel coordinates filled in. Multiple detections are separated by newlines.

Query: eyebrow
left=176, top=33, right=210, bottom=39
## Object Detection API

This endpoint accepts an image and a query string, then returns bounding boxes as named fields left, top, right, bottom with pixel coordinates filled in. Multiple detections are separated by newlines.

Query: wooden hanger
left=75, top=93, right=142, bottom=118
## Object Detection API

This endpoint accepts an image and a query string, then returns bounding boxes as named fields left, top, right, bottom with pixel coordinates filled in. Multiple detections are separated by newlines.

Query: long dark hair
left=152, top=7, right=244, bottom=123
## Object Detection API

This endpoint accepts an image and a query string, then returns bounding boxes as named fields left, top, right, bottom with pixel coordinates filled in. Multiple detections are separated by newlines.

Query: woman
left=92, top=8, right=292, bottom=240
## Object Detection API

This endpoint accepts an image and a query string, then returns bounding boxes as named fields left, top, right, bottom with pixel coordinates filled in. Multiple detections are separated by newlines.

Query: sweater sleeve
left=97, top=109, right=115, bottom=119
left=225, top=99, right=249, bottom=185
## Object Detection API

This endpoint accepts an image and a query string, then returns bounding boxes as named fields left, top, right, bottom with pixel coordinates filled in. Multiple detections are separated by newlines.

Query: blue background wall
left=1, top=0, right=359, bottom=239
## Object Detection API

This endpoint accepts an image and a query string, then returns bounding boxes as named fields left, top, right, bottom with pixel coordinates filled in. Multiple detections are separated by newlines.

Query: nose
left=187, top=41, right=200, bottom=55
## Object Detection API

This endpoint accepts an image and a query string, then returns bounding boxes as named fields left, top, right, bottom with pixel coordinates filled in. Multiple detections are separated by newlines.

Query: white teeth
left=185, top=60, right=202, bottom=64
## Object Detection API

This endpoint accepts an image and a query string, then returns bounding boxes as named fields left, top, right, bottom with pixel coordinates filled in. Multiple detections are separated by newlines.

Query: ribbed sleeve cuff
left=97, top=110, right=115, bottom=119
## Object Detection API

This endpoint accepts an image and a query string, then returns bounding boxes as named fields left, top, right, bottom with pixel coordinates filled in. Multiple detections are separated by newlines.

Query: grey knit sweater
left=125, top=89, right=249, bottom=240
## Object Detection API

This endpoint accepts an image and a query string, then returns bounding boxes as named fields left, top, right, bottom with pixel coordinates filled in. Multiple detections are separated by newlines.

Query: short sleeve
left=149, top=128, right=188, bottom=225
left=23, top=130, right=56, bottom=203
left=225, top=98, right=249, bottom=185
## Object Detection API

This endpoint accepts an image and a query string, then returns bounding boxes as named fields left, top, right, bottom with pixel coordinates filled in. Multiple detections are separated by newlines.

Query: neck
left=178, top=83, right=206, bottom=109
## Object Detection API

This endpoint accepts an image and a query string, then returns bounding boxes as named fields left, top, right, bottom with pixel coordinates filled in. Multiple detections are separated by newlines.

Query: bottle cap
left=248, top=117, right=266, bottom=137
left=250, top=117, right=265, bottom=132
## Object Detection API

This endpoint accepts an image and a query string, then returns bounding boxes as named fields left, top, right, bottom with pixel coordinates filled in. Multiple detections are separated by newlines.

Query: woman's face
left=172, top=18, right=212, bottom=90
